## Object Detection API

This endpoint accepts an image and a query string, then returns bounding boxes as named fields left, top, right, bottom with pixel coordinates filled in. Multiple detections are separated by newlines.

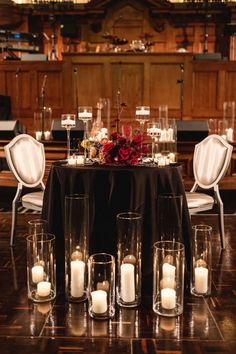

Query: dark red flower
left=118, top=146, right=132, bottom=161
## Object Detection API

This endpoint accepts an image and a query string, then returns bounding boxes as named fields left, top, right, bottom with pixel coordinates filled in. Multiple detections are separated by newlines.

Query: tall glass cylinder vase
left=27, top=233, right=56, bottom=303
left=153, top=241, right=185, bottom=317
left=65, top=194, right=89, bottom=302
left=88, top=253, right=115, bottom=320
left=116, top=212, right=142, bottom=308
left=157, top=194, right=183, bottom=242
left=190, top=225, right=212, bottom=297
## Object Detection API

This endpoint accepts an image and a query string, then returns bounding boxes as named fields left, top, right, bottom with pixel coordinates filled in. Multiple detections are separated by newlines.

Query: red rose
left=118, top=146, right=132, bottom=161
left=103, top=141, right=115, bottom=154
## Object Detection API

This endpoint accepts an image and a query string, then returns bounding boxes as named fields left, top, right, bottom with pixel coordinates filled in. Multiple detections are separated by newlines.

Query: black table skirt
left=42, top=162, right=192, bottom=294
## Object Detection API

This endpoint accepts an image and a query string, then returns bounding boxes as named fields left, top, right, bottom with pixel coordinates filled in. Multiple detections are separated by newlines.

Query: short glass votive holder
left=190, top=225, right=212, bottom=297
left=65, top=194, right=89, bottom=303
left=27, top=233, right=56, bottom=303
left=88, top=253, right=115, bottom=320
left=153, top=241, right=185, bottom=317
left=116, top=212, right=142, bottom=308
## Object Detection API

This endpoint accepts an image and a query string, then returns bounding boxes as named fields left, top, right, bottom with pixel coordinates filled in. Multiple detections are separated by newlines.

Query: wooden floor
left=0, top=211, right=236, bottom=353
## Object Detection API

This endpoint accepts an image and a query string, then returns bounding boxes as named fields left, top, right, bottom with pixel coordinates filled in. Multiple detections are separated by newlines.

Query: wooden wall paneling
left=76, top=63, right=104, bottom=107
left=110, top=62, right=144, bottom=122
left=149, top=63, right=182, bottom=115
left=6, top=69, right=33, bottom=120
left=191, top=68, right=219, bottom=118
left=225, top=70, right=236, bottom=103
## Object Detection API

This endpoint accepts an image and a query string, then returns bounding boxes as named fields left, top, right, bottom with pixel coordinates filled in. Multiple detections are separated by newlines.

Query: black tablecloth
left=42, top=162, right=191, bottom=294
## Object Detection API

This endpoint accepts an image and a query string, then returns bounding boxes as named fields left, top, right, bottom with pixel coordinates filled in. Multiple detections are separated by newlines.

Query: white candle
left=32, top=265, right=44, bottom=284
left=161, top=288, right=176, bottom=309
left=70, top=260, right=85, bottom=298
left=37, top=281, right=51, bottom=297
left=158, top=157, right=166, bottom=167
left=194, top=267, right=208, bottom=294
left=35, top=131, right=42, bottom=141
left=160, top=276, right=176, bottom=290
left=61, top=118, right=76, bottom=127
left=162, top=262, right=176, bottom=279
left=91, top=290, right=107, bottom=314
left=169, top=153, right=176, bottom=163
left=68, top=156, right=77, bottom=165
left=79, top=112, right=92, bottom=118
left=120, top=263, right=135, bottom=303
left=76, top=156, right=84, bottom=165
left=168, top=128, right=174, bottom=141
left=226, top=128, right=233, bottom=141
left=44, top=131, right=51, bottom=140
left=136, top=109, right=150, bottom=115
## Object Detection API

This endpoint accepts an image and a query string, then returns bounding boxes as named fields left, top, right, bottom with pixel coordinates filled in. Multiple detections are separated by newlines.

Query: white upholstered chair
left=186, top=134, right=233, bottom=249
left=4, top=134, right=45, bottom=246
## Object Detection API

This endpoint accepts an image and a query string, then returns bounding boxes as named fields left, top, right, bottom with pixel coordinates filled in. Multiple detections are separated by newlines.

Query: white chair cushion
left=186, top=192, right=214, bottom=209
left=22, top=191, right=44, bottom=211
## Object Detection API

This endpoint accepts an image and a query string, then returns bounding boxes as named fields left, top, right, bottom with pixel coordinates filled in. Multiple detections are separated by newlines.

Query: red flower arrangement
left=101, top=131, right=144, bottom=165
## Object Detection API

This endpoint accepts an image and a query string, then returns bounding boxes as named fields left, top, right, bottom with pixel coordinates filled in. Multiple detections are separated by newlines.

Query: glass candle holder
left=65, top=194, right=89, bottom=303
left=28, top=219, right=48, bottom=236
left=191, top=225, right=212, bottom=297
left=153, top=241, right=185, bottom=317
left=27, top=233, right=56, bottom=303
left=88, top=253, right=115, bottom=320
left=116, top=212, right=142, bottom=308
left=157, top=194, right=183, bottom=242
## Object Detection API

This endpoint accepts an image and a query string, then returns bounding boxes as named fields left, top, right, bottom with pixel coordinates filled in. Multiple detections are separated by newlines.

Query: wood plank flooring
left=0, top=211, right=236, bottom=353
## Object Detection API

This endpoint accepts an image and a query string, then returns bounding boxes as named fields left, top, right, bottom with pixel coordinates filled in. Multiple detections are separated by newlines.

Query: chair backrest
left=193, top=134, right=233, bottom=189
left=4, top=134, right=45, bottom=188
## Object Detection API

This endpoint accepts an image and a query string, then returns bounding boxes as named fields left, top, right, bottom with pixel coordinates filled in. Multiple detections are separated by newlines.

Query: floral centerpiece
left=101, top=131, right=143, bottom=165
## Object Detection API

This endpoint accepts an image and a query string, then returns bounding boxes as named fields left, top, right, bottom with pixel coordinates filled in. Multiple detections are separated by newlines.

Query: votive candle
left=91, top=290, right=107, bottom=314
left=37, top=281, right=51, bottom=297
left=161, top=288, right=176, bottom=309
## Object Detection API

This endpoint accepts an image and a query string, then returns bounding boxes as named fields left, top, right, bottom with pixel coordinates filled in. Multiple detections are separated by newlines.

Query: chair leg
left=215, top=187, right=225, bottom=249
left=10, top=200, right=17, bottom=247
left=10, top=185, right=22, bottom=247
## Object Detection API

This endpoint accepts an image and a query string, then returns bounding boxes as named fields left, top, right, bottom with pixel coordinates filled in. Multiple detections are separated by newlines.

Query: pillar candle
left=226, top=128, right=233, bottom=141
left=35, top=131, right=42, bottom=141
left=120, top=263, right=135, bottom=303
left=37, top=281, right=51, bottom=297
left=194, top=267, right=208, bottom=294
left=70, top=260, right=85, bottom=298
left=91, top=290, right=107, bottom=314
left=32, top=265, right=44, bottom=284
left=161, top=288, right=176, bottom=309
left=162, top=262, right=176, bottom=279
left=44, top=131, right=51, bottom=140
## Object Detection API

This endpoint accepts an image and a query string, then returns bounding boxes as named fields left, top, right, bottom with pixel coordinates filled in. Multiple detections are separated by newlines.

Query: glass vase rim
left=116, top=212, right=142, bottom=220
left=192, top=224, right=212, bottom=232
left=61, top=113, right=76, bottom=118
left=26, top=233, right=55, bottom=243
left=89, top=253, right=114, bottom=264
left=153, top=240, right=185, bottom=252
left=28, top=218, right=48, bottom=225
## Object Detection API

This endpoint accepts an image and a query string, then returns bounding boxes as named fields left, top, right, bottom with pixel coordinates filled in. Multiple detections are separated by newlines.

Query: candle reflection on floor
left=67, top=302, right=88, bottom=336
left=117, top=308, right=139, bottom=338
left=154, top=315, right=182, bottom=339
